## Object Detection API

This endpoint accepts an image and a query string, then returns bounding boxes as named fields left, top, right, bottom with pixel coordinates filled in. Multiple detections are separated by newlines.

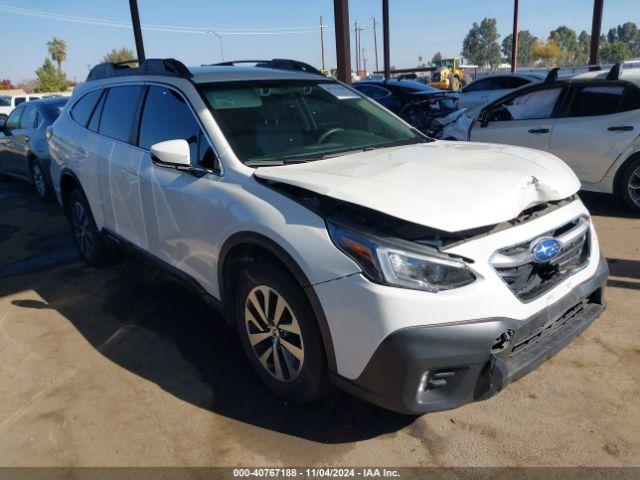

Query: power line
left=0, top=4, right=356, bottom=36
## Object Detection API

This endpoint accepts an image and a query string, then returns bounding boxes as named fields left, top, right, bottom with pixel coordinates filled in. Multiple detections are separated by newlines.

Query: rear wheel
left=66, top=189, right=112, bottom=266
left=616, top=157, right=640, bottom=213
left=234, top=262, right=329, bottom=403
left=30, top=159, right=54, bottom=201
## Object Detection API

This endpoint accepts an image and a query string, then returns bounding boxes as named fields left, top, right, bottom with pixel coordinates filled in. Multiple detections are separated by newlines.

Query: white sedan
left=458, top=73, right=545, bottom=110
left=441, top=67, right=640, bottom=212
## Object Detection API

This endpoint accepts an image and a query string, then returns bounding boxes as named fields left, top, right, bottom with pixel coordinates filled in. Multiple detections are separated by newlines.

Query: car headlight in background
left=327, top=221, right=477, bottom=292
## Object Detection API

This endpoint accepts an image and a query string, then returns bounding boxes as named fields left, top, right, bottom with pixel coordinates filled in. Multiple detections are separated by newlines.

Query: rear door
left=549, top=82, right=640, bottom=184
left=470, top=84, right=566, bottom=152
left=95, top=85, right=146, bottom=246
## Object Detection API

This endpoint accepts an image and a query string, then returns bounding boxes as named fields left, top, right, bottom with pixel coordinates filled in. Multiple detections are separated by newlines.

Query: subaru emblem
left=531, top=237, right=562, bottom=263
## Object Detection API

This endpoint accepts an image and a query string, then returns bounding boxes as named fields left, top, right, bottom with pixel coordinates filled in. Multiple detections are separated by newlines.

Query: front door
left=136, top=84, right=220, bottom=291
left=470, top=86, right=565, bottom=152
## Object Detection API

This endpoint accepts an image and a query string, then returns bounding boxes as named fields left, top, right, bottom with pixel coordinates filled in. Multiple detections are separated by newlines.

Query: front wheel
left=617, top=157, right=640, bottom=213
left=65, top=189, right=113, bottom=266
left=235, top=262, right=329, bottom=403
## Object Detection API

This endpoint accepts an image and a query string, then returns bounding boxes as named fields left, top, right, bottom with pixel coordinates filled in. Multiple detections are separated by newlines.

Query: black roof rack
left=86, top=58, right=192, bottom=82
left=606, top=62, right=623, bottom=80
left=208, top=58, right=324, bottom=76
left=544, top=64, right=613, bottom=83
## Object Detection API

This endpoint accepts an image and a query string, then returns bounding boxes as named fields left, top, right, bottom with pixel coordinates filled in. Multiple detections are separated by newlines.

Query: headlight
left=327, top=221, right=476, bottom=292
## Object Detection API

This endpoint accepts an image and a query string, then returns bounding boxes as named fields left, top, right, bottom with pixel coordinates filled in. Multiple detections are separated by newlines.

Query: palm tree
left=47, top=38, right=67, bottom=72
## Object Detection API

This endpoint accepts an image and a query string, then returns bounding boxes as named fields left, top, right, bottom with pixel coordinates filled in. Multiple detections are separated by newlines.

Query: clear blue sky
left=0, top=0, right=638, bottom=83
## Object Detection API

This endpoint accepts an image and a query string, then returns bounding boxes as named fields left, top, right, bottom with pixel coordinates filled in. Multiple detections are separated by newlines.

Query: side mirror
left=150, top=139, right=208, bottom=178
left=479, top=111, right=489, bottom=128
left=150, top=139, right=191, bottom=167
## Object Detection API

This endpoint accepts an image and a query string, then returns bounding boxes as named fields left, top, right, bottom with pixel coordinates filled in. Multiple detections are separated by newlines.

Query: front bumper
left=331, top=254, right=608, bottom=415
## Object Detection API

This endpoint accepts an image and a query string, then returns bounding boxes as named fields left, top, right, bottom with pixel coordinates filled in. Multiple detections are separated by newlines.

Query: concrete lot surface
left=0, top=178, right=639, bottom=467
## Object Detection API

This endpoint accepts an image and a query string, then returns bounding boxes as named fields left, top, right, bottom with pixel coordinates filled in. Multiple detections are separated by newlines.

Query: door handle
left=528, top=128, right=550, bottom=134
left=607, top=125, right=634, bottom=132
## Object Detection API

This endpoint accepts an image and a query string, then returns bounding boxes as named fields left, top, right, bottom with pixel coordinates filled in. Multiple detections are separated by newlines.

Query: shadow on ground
left=579, top=191, right=640, bottom=219
left=0, top=179, right=414, bottom=444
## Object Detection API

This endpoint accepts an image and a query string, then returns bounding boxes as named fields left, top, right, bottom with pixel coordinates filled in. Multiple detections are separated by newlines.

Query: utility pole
left=589, top=0, right=604, bottom=65
left=373, top=18, right=379, bottom=72
left=382, top=0, right=390, bottom=80
left=320, top=16, right=326, bottom=72
left=354, top=21, right=360, bottom=74
left=511, top=0, right=519, bottom=72
left=362, top=48, right=367, bottom=75
left=128, top=0, right=145, bottom=62
left=333, top=0, right=351, bottom=83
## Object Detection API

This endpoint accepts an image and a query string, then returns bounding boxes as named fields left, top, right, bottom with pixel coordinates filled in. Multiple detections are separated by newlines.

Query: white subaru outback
left=48, top=59, right=608, bottom=414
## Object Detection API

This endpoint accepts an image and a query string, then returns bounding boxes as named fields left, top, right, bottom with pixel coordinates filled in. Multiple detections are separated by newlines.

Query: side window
left=568, top=85, right=624, bottom=117
left=71, top=90, right=103, bottom=127
left=20, top=106, right=38, bottom=129
left=138, top=86, right=206, bottom=165
left=14, top=97, right=26, bottom=106
left=488, top=87, right=562, bottom=121
left=355, top=85, right=390, bottom=100
left=5, top=107, right=23, bottom=129
left=87, top=91, right=106, bottom=132
left=463, top=78, right=492, bottom=93
left=99, top=85, right=143, bottom=143
left=499, top=76, right=530, bottom=89
left=619, top=85, right=640, bottom=113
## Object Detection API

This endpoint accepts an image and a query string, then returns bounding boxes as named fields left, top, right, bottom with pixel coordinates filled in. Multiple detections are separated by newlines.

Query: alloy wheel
left=70, top=201, right=93, bottom=258
left=628, top=165, right=640, bottom=208
left=244, top=285, right=304, bottom=382
left=32, top=163, right=46, bottom=198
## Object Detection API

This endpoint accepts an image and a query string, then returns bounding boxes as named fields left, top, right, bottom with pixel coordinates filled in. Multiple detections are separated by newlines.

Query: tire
left=234, top=261, right=329, bottom=403
left=29, top=159, right=54, bottom=202
left=616, top=156, right=640, bottom=213
left=65, top=189, right=112, bottom=266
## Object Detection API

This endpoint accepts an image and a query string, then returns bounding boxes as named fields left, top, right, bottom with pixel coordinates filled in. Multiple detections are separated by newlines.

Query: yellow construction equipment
left=427, top=58, right=464, bottom=91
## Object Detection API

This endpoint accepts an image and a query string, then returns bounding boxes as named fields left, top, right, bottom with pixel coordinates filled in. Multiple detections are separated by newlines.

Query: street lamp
left=207, top=30, right=224, bottom=62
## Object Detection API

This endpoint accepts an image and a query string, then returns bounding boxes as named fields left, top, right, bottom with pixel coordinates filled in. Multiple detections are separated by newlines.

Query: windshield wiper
left=245, top=158, right=310, bottom=167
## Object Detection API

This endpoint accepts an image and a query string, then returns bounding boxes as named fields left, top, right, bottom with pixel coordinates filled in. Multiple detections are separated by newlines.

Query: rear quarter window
left=71, top=90, right=103, bottom=127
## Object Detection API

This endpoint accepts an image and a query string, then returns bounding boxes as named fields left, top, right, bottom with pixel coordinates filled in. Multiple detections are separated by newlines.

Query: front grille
left=491, top=217, right=590, bottom=301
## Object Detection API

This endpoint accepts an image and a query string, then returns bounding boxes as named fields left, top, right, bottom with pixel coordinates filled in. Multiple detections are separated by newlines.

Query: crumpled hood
left=253, top=141, right=581, bottom=232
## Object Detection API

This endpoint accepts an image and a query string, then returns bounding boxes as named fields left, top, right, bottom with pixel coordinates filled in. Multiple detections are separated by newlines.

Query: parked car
left=48, top=58, right=607, bottom=415
left=439, top=64, right=640, bottom=212
left=0, top=94, right=44, bottom=121
left=353, top=79, right=458, bottom=132
left=0, top=97, right=68, bottom=200
left=459, top=73, right=545, bottom=110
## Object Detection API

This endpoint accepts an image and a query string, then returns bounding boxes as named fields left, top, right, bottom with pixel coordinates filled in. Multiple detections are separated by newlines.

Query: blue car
left=353, top=79, right=458, bottom=132
left=0, top=97, right=68, bottom=201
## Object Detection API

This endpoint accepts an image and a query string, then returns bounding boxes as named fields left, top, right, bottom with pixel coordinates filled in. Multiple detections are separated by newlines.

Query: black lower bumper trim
left=332, top=254, right=609, bottom=415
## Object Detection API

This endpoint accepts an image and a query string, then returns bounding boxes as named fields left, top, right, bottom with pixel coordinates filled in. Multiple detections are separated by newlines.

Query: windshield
left=0, top=96, right=10, bottom=107
left=199, top=80, right=427, bottom=165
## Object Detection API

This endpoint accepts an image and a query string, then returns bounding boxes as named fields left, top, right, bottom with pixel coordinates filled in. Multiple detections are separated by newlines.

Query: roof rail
left=208, top=58, right=324, bottom=76
left=544, top=64, right=609, bottom=83
left=545, top=67, right=560, bottom=83
left=86, top=58, right=192, bottom=82
left=606, top=62, right=623, bottom=80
